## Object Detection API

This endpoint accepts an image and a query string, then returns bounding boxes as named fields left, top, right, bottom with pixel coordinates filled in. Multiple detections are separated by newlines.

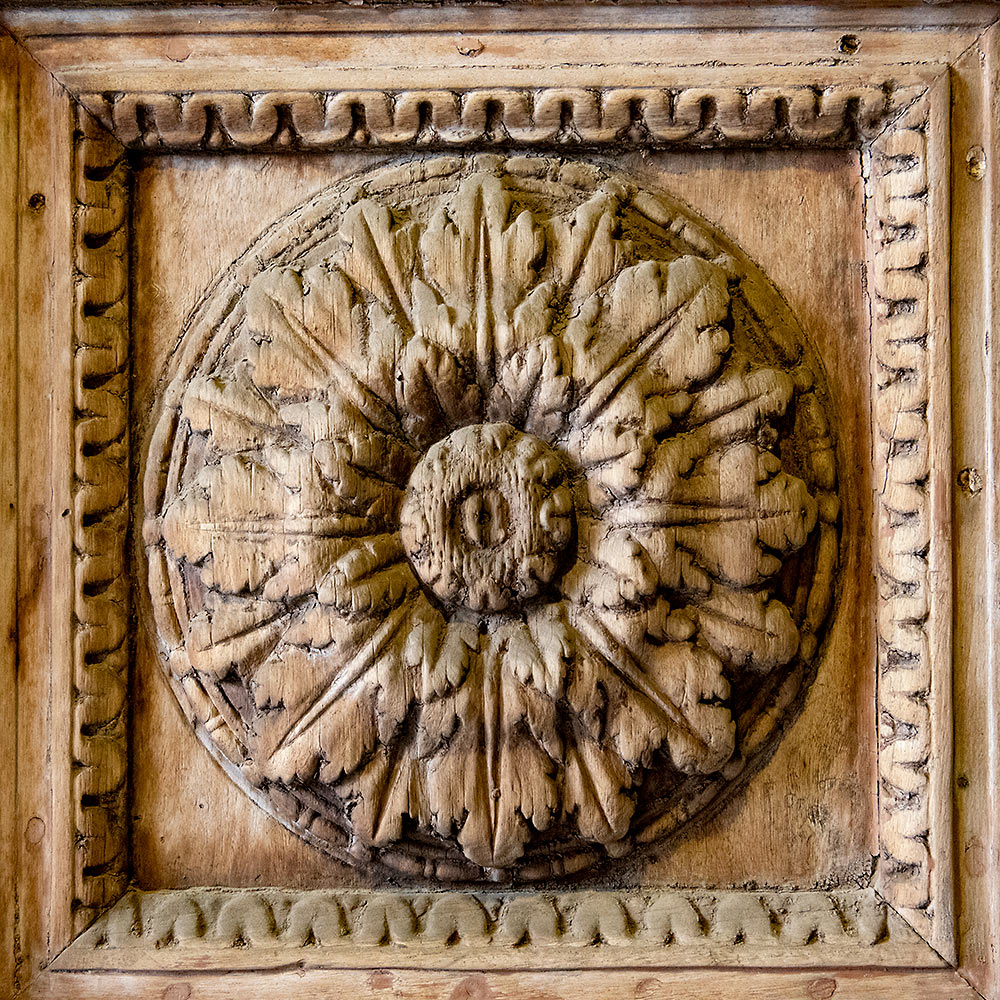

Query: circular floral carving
left=143, top=155, right=839, bottom=880
left=400, top=424, right=574, bottom=613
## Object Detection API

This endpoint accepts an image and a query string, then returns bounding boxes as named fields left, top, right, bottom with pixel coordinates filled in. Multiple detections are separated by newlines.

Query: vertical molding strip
left=71, top=108, right=130, bottom=934
left=866, top=82, right=954, bottom=958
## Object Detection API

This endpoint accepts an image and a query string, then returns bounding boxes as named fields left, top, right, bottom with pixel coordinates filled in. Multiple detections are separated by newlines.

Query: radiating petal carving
left=144, top=155, right=839, bottom=880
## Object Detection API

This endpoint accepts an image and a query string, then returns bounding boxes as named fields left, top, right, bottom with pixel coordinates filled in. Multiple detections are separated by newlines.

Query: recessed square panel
left=130, top=148, right=873, bottom=893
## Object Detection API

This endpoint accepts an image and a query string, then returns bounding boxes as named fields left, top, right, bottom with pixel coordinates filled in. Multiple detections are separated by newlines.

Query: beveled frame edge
left=948, top=24, right=1000, bottom=1000
left=1, top=15, right=992, bottom=1000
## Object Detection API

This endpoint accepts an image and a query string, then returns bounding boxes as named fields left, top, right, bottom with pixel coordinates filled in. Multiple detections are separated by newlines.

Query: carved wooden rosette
left=141, top=155, right=839, bottom=880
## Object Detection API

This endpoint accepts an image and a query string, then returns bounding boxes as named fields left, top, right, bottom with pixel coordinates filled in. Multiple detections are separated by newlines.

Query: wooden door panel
left=2, top=6, right=998, bottom=999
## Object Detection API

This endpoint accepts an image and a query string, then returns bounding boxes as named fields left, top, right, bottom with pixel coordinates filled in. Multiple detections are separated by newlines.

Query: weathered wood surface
left=0, top=30, right=19, bottom=1000
left=53, top=886, right=938, bottom=971
left=25, top=967, right=987, bottom=1000
left=950, top=25, right=1000, bottom=1000
left=0, top=3, right=998, bottom=1000
left=2, top=30, right=77, bottom=998
left=138, top=153, right=839, bottom=883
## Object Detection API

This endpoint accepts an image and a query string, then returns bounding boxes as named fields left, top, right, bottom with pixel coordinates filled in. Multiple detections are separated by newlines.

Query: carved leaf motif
left=562, top=522, right=659, bottom=609
left=497, top=607, right=572, bottom=702
left=397, top=335, right=482, bottom=449
left=487, top=333, right=572, bottom=440
left=182, top=373, right=281, bottom=453
left=563, top=738, right=635, bottom=849
left=420, top=647, right=560, bottom=870
left=419, top=173, right=545, bottom=368
left=566, top=377, right=674, bottom=508
left=337, top=201, right=418, bottom=336
left=246, top=266, right=351, bottom=393
left=694, top=587, right=801, bottom=673
left=246, top=265, right=402, bottom=437
left=550, top=187, right=630, bottom=307
left=404, top=605, right=479, bottom=701
left=566, top=255, right=731, bottom=408
left=316, top=534, right=415, bottom=615
left=635, top=446, right=818, bottom=591
left=279, top=396, right=413, bottom=523
left=186, top=595, right=288, bottom=679
left=570, top=605, right=735, bottom=775
left=162, top=454, right=351, bottom=597
left=253, top=645, right=346, bottom=715
left=263, top=595, right=420, bottom=785
left=339, top=746, right=426, bottom=847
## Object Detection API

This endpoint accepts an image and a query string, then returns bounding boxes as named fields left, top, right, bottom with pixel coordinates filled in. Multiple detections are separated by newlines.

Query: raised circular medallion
left=141, top=155, right=839, bottom=880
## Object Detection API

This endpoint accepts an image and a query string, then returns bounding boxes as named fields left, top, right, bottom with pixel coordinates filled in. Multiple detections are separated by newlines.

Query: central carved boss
left=143, top=155, right=838, bottom=879
left=401, top=424, right=573, bottom=612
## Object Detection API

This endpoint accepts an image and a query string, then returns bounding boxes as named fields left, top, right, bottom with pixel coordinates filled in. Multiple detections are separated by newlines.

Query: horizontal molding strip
left=78, top=83, right=923, bottom=151
left=52, top=887, right=942, bottom=971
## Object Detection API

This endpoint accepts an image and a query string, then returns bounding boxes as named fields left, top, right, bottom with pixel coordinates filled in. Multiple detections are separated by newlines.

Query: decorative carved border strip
left=63, top=77, right=952, bottom=966
left=77, top=84, right=923, bottom=151
left=71, top=109, right=131, bottom=934
left=864, top=88, right=949, bottom=948
left=54, top=887, right=939, bottom=971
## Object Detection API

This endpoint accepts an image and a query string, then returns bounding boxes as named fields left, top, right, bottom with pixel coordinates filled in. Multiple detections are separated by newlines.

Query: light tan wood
left=137, top=153, right=837, bottom=881
left=0, top=30, right=19, bottom=1000
left=3, top=6, right=990, bottom=98
left=8, top=37, right=77, bottom=996
left=26, top=966, right=986, bottom=1000
left=864, top=76, right=955, bottom=960
left=951, top=21, right=1000, bottom=1000
left=1, top=4, right=999, bottom=999
left=635, top=149, right=877, bottom=888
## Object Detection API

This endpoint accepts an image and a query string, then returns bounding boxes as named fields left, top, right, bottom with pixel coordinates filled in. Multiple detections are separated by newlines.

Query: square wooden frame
left=2, top=4, right=999, bottom=998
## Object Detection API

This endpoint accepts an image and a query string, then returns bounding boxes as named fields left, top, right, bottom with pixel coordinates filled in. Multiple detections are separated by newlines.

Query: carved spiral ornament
left=143, top=155, right=839, bottom=880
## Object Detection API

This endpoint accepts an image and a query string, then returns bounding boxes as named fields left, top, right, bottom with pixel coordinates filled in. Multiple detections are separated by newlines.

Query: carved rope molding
left=64, top=81, right=951, bottom=963
left=54, top=887, right=938, bottom=971
left=72, top=110, right=131, bottom=933
left=865, top=90, right=950, bottom=947
left=76, top=83, right=924, bottom=151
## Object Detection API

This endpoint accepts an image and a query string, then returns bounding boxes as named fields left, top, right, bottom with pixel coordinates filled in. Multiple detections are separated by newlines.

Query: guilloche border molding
left=63, top=77, right=953, bottom=968
left=78, top=83, right=920, bottom=150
